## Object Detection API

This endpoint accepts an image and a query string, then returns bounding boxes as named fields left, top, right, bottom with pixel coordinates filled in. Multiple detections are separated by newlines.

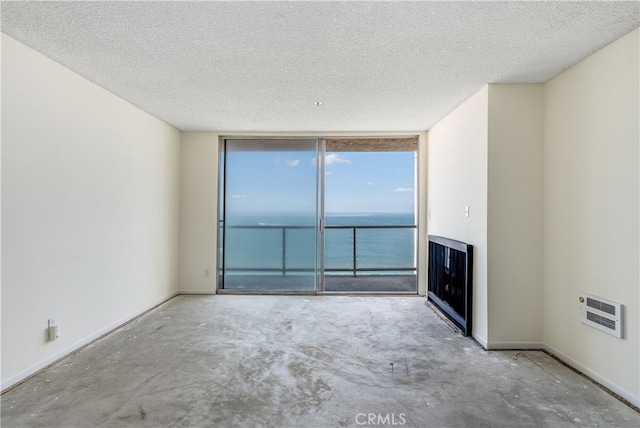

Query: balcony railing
left=324, top=225, right=416, bottom=276
left=222, top=224, right=417, bottom=276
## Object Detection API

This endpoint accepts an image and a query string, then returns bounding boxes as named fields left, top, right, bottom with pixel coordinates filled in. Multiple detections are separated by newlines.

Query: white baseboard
left=486, top=341, right=545, bottom=350
left=1, top=291, right=179, bottom=393
left=543, top=343, right=640, bottom=409
left=472, top=333, right=488, bottom=348
left=469, top=338, right=638, bottom=408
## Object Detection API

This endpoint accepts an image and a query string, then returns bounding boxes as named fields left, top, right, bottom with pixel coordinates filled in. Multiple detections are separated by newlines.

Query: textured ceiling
left=2, top=1, right=638, bottom=132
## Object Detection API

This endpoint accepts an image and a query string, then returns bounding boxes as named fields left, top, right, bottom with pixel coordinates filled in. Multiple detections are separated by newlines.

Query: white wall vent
left=578, top=292, right=623, bottom=339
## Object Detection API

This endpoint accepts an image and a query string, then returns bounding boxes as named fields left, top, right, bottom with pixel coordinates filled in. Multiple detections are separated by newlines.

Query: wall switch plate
left=204, top=269, right=210, bottom=278
left=48, top=318, right=59, bottom=341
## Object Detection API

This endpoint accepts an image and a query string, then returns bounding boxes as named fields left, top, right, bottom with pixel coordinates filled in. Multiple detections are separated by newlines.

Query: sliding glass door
left=217, top=136, right=419, bottom=294
left=219, top=138, right=322, bottom=291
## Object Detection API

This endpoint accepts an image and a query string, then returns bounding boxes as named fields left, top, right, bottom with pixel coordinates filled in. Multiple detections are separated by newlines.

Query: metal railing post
left=352, top=227, right=357, bottom=277
left=282, top=227, right=286, bottom=276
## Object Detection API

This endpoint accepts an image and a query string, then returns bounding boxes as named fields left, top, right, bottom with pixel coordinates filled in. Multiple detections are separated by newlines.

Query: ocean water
left=223, top=212, right=416, bottom=275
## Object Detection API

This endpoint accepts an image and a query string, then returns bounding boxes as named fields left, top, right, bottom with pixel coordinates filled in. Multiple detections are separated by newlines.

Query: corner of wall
left=486, top=84, right=544, bottom=344
left=417, top=132, right=429, bottom=296
left=178, top=132, right=221, bottom=294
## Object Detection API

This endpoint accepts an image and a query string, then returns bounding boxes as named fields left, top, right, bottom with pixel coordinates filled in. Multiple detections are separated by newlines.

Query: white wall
left=1, top=34, right=181, bottom=389
left=543, top=28, right=639, bottom=405
left=487, top=85, right=544, bottom=346
left=178, top=131, right=428, bottom=295
left=426, top=87, right=489, bottom=344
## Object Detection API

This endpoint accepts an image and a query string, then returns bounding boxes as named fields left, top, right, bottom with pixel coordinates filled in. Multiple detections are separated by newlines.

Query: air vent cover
left=578, top=292, right=623, bottom=338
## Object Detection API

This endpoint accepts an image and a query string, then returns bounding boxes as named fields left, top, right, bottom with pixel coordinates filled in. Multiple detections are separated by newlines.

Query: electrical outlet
left=204, top=269, right=210, bottom=278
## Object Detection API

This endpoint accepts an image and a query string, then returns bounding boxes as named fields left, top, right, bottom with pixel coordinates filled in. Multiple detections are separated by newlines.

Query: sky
left=225, top=149, right=416, bottom=214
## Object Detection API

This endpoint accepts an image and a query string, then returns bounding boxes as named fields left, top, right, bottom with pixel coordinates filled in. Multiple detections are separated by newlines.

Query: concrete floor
left=2, top=295, right=638, bottom=428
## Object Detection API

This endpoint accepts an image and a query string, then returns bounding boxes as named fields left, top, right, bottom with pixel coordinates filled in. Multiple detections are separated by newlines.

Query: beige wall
left=543, top=28, right=639, bottom=405
left=487, top=85, right=544, bottom=346
left=178, top=132, right=220, bottom=293
left=178, top=132, right=428, bottom=295
left=1, top=35, right=181, bottom=389
left=426, top=87, right=489, bottom=345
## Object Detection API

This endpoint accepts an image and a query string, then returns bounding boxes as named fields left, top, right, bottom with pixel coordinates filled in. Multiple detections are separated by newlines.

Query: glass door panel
left=220, top=139, right=320, bottom=291
left=322, top=150, right=418, bottom=292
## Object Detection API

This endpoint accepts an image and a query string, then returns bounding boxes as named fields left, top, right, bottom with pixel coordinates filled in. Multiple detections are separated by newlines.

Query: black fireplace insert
left=427, top=235, right=473, bottom=336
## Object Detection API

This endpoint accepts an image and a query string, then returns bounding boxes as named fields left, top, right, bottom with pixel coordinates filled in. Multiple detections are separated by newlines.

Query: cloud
left=393, top=187, right=413, bottom=193
left=312, top=153, right=351, bottom=166
left=286, top=159, right=300, bottom=167
left=325, top=153, right=351, bottom=165
left=367, top=181, right=375, bottom=185
left=230, top=194, right=248, bottom=199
